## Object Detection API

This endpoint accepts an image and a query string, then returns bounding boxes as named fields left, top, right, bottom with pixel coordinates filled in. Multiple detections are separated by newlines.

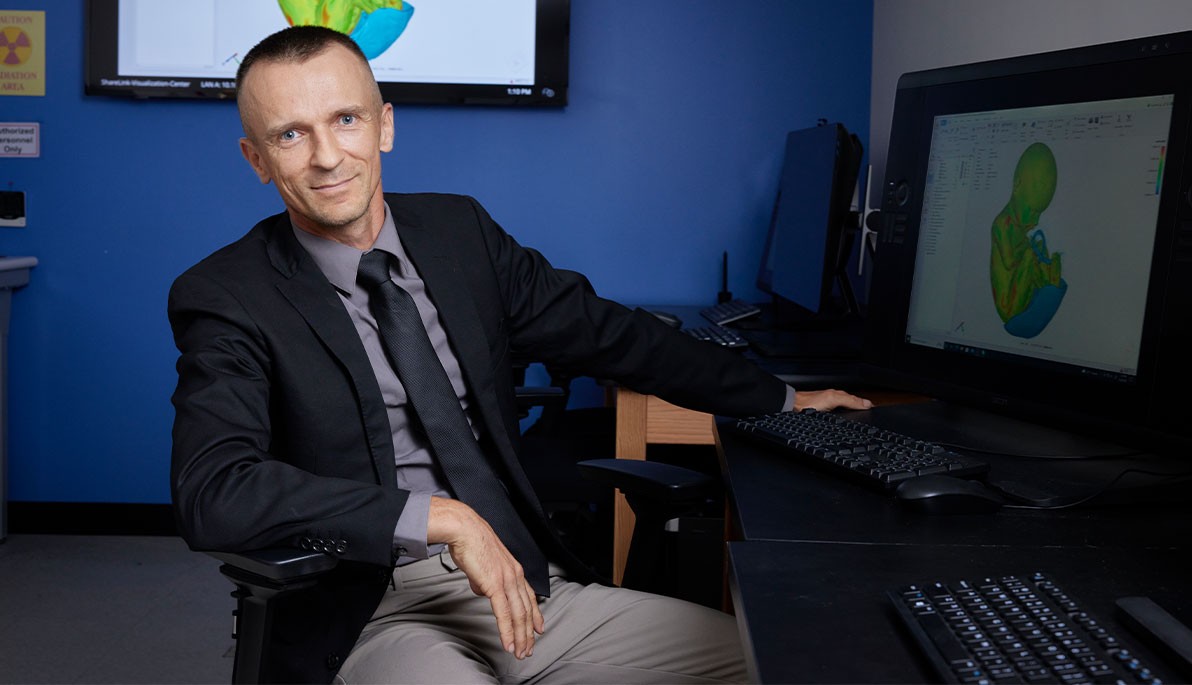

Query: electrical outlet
left=0, top=191, right=26, bottom=227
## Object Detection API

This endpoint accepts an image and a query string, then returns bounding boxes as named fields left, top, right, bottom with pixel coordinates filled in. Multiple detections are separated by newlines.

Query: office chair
left=209, top=548, right=339, bottom=684
left=575, top=458, right=718, bottom=596
left=209, top=458, right=716, bottom=684
left=514, top=363, right=726, bottom=600
left=513, top=363, right=618, bottom=577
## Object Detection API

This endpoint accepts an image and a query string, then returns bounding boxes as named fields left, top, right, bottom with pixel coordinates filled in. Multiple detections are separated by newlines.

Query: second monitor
left=756, top=123, right=864, bottom=327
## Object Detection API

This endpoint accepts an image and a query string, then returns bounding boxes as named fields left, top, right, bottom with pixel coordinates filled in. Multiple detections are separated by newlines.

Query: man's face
left=237, top=44, right=394, bottom=244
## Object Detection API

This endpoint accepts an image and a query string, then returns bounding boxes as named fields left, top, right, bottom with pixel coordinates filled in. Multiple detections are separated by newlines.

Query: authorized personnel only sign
left=0, top=123, right=39, bottom=157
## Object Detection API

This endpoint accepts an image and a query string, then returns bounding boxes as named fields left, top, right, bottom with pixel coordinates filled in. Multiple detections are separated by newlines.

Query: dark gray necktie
left=356, top=250, right=547, bottom=593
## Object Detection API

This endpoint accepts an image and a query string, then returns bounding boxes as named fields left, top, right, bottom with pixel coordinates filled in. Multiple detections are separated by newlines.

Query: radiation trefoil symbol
left=0, top=27, right=32, bottom=66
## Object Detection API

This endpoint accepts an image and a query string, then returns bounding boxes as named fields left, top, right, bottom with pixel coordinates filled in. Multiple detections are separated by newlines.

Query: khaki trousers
left=336, top=550, right=748, bottom=684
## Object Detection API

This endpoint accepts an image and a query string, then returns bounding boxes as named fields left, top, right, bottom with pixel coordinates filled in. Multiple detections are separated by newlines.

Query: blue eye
left=340, top=114, right=357, bottom=125
left=280, top=130, right=297, bottom=141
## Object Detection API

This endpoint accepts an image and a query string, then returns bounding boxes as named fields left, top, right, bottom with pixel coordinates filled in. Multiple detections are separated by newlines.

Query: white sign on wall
left=0, top=122, right=39, bottom=157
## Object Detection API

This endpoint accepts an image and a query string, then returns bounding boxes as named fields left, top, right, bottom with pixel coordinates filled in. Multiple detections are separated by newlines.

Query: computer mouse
left=895, top=474, right=1005, bottom=514
left=650, top=310, right=683, bottom=329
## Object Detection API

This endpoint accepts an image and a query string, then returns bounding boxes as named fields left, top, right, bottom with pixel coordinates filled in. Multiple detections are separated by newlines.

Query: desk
left=717, top=422, right=1192, bottom=683
left=728, top=540, right=1191, bottom=684
left=608, top=389, right=922, bottom=584
left=611, top=388, right=715, bottom=585
left=606, top=304, right=867, bottom=584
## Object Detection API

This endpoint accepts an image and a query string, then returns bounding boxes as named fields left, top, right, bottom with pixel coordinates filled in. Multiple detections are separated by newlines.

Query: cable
left=998, top=467, right=1192, bottom=510
left=934, top=440, right=1147, bottom=461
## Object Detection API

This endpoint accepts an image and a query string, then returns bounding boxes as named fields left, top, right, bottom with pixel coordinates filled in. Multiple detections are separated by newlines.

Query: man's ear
left=379, top=103, right=395, bottom=153
left=239, top=137, right=272, bottom=184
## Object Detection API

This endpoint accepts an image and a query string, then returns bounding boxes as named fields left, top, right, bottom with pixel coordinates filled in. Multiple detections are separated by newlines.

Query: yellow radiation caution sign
left=0, top=11, right=45, bottom=96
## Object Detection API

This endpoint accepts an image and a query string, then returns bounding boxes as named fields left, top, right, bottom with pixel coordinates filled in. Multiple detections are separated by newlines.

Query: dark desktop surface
left=717, top=417, right=1192, bottom=683
left=717, top=413, right=1192, bottom=549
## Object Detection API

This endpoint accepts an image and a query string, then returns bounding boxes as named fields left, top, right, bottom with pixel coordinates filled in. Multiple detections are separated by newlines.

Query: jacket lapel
left=264, top=215, right=398, bottom=486
left=390, top=207, right=500, bottom=408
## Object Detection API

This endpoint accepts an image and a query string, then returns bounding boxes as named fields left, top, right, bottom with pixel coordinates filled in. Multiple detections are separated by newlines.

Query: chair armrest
left=577, top=459, right=721, bottom=594
left=514, top=385, right=567, bottom=410
left=208, top=548, right=339, bottom=589
left=208, top=548, right=340, bottom=684
left=576, top=458, right=716, bottom=503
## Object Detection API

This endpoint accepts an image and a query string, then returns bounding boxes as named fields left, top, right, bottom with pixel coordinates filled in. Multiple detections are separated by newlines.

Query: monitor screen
left=85, top=0, right=569, bottom=106
left=867, top=31, right=1192, bottom=454
left=905, top=95, right=1172, bottom=384
left=756, top=123, right=862, bottom=317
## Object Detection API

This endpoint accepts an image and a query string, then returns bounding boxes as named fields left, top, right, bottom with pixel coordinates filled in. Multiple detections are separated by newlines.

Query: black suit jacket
left=168, top=193, right=787, bottom=682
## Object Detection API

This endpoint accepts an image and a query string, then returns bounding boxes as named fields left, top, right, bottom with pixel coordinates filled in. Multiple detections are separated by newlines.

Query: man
left=169, top=25, right=871, bottom=684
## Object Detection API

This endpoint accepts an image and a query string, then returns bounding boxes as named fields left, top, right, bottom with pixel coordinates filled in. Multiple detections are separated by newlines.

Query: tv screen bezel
left=84, top=0, right=570, bottom=106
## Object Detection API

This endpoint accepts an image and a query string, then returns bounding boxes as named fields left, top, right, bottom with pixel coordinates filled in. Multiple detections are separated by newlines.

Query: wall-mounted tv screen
left=85, top=0, right=569, bottom=106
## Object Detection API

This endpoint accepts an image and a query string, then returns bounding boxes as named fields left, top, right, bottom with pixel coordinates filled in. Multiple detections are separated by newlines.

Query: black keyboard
left=729, top=410, right=987, bottom=489
left=683, top=324, right=749, bottom=349
left=890, top=571, right=1160, bottom=684
left=700, top=299, right=762, bottom=326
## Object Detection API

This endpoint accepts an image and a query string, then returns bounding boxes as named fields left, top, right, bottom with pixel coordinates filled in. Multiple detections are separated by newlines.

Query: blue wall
left=0, top=0, right=872, bottom=504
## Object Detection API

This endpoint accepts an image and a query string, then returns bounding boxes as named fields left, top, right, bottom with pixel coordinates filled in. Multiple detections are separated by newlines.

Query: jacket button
left=335, top=540, right=348, bottom=554
left=325, top=653, right=342, bottom=670
left=299, top=537, right=313, bottom=550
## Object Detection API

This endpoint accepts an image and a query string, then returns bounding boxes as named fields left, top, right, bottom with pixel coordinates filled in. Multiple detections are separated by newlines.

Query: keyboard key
left=682, top=324, right=749, bottom=349
left=915, top=611, right=974, bottom=664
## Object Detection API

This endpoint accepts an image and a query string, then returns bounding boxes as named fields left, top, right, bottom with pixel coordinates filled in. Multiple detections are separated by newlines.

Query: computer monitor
left=756, top=123, right=863, bottom=324
left=867, top=31, right=1192, bottom=455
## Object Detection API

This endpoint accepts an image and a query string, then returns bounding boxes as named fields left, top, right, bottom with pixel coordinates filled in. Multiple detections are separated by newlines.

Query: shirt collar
left=292, top=204, right=405, bottom=295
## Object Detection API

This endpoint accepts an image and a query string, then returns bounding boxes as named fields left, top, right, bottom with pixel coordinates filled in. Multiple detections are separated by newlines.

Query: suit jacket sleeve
left=169, top=266, right=407, bottom=566
left=464, top=197, right=788, bottom=417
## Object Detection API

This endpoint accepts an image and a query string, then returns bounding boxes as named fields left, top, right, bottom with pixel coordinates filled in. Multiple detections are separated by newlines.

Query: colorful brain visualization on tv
left=989, top=142, right=1068, bottom=339
left=277, top=0, right=415, bottom=59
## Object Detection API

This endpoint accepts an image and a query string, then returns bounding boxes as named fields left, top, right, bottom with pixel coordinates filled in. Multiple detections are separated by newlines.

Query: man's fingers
left=504, top=573, right=533, bottom=658
left=795, top=388, right=873, bottom=412
left=518, top=583, right=542, bottom=657
left=839, top=391, right=873, bottom=410
left=529, top=585, right=544, bottom=635
left=488, top=590, right=518, bottom=656
left=489, top=576, right=537, bottom=659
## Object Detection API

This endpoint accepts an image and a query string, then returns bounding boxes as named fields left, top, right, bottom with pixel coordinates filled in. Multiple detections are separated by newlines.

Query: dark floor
left=0, top=534, right=233, bottom=684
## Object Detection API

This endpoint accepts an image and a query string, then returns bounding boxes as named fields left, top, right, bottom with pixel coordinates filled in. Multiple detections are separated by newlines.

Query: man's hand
left=793, top=388, right=873, bottom=412
left=427, top=496, right=544, bottom=659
